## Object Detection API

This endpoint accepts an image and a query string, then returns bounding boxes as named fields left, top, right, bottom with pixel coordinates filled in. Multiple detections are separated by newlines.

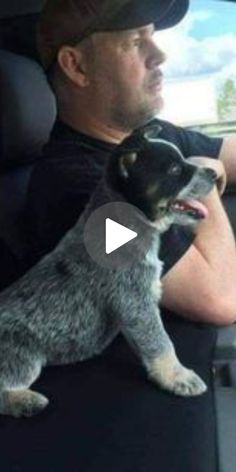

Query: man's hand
left=188, top=156, right=227, bottom=195
left=219, top=135, right=236, bottom=184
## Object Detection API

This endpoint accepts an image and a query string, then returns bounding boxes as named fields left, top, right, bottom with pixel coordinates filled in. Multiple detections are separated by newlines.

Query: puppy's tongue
left=172, top=199, right=209, bottom=219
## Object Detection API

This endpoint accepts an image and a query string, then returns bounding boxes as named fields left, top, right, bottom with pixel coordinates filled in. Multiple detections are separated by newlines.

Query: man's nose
left=146, top=40, right=167, bottom=69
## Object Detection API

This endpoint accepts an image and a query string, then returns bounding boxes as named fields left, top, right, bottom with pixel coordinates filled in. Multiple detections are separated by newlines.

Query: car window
left=155, top=0, right=236, bottom=137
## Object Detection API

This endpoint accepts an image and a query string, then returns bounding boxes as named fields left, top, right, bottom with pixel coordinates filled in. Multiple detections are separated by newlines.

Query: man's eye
left=133, top=38, right=141, bottom=47
left=168, top=164, right=182, bottom=176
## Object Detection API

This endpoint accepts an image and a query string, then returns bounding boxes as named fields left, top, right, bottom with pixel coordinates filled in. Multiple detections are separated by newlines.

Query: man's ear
left=57, top=45, right=89, bottom=87
left=119, top=152, right=137, bottom=179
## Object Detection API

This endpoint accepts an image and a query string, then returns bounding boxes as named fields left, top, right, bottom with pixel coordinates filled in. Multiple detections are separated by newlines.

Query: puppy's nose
left=205, top=168, right=217, bottom=182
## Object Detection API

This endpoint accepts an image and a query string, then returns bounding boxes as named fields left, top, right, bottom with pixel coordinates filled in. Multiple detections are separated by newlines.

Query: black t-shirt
left=23, top=118, right=222, bottom=275
left=0, top=238, right=22, bottom=290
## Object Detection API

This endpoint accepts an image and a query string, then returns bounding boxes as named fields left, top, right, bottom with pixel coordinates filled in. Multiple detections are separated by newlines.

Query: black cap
left=103, top=0, right=189, bottom=31
left=38, top=0, right=189, bottom=70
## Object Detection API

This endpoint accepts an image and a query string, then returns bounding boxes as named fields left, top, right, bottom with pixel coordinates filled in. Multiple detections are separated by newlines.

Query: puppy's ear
left=119, top=152, right=137, bottom=179
left=143, top=123, right=162, bottom=141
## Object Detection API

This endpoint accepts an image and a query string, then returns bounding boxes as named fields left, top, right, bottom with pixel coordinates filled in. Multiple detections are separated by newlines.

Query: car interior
left=0, top=1, right=236, bottom=471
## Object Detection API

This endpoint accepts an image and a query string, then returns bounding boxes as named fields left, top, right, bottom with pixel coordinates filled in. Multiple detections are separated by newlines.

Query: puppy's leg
left=120, top=300, right=207, bottom=397
left=146, top=349, right=207, bottom=397
left=0, top=341, right=48, bottom=417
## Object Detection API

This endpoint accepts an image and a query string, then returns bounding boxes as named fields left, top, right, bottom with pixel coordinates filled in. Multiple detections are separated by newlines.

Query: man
left=22, top=0, right=236, bottom=325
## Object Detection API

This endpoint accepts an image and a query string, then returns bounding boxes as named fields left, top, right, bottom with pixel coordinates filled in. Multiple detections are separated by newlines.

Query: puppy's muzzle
left=169, top=166, right=217, bottom=222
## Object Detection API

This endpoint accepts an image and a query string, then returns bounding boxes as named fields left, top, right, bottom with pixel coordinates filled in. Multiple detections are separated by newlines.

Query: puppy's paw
left=147, top=351, right=207, bottom=397
left=167, top=365, right=207, bottom=397
left=1, top=389, right=49, bottom=417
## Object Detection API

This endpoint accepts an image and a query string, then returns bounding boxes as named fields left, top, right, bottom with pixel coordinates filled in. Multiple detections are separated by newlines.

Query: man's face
left=83, top=24, right=166, bottom=132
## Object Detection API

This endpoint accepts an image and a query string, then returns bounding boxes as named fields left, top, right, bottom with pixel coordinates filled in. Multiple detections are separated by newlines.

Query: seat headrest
left=0, top=49, right=56, bottom=167
left=0, top=1, right=43, bottom=19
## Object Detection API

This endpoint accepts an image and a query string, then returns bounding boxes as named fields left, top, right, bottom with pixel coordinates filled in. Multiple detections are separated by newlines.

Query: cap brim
left=155, top=0, right=189, bottom=30
left=100, top=0, right=189, bottom=32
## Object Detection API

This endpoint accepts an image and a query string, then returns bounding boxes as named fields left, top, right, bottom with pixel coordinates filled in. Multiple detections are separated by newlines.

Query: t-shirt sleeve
left=160, top=225, right=194, bottom=276
left=158, top=118, right=223, bottom=160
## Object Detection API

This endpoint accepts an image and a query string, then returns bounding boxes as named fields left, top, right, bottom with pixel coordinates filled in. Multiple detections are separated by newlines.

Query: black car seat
left=0, top=49, right=55, bottom=246
left=0, top=9, right=56, bottom=287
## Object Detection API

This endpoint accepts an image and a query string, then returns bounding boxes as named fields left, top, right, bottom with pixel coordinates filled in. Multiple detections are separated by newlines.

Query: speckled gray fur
left=0, top=128, right=216, bottom=416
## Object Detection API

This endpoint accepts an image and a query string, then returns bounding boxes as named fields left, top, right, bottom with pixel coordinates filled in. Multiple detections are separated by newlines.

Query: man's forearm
left=194, top=186, right=236, bottom=292
left=219, top=135, right=236, bottom=183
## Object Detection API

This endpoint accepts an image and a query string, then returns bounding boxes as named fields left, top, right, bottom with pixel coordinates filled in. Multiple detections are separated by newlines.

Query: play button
left=83, top=202, right=154, bottom=270
left=105, top=218, right=137, bottom=254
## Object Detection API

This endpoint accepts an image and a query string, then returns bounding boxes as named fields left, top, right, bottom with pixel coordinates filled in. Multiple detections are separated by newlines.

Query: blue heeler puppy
left=0, top=125, right=216, bottom=417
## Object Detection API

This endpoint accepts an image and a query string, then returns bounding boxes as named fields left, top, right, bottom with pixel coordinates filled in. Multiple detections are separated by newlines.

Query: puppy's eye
left=168, top=164, right=182, bottom=176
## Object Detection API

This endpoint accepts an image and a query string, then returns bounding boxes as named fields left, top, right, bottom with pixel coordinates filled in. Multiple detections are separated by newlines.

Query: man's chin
left=152, top=94, right=164, bottom=115
left=139, top=99, right=164, bottom=126
left=111, top=97, right=164, bottom=132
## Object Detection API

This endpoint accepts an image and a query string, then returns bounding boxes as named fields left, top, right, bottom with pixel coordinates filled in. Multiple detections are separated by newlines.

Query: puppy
left=0, top=125, right=216, bottom=417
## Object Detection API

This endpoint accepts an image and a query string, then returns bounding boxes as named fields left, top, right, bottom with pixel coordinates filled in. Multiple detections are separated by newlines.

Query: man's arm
left=219, top=135, right=236, bottom=183
left=161, top=159, right=236, bottom=326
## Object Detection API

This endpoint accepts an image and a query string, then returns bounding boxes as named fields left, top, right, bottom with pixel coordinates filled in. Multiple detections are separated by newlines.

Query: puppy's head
left=106, top=125, right=217, bottom=232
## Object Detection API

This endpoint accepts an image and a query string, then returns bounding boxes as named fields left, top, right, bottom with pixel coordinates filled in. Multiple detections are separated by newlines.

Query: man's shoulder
left=23, top=120, right=115, bottom=257
left=43, top=118, right=115, bottom=165
left=29, top=120, right=114, bottom=193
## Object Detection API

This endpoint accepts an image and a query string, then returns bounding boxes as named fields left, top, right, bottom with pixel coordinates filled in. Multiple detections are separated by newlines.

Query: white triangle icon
left=105, top=218, right=137, bottom=254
